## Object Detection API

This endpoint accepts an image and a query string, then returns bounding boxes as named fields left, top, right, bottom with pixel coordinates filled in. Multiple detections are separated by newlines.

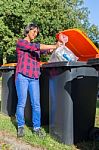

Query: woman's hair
left=23, top=23, right=40, bottom=37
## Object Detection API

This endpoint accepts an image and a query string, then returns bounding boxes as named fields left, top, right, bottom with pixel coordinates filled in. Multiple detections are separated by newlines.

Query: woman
left=15, top=23, right=62, bottom=138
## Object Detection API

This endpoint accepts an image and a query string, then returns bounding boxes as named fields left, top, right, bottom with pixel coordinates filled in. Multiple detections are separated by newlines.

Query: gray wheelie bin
left=0, top=63, right=49, bottom=126
left=42, top=61, right=98, bottom=144
left=0, top=64, right=17, bottom=116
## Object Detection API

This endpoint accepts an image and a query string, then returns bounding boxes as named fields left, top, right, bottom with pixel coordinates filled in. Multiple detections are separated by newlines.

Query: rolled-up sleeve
left=31, top=42, right=40, bottom=51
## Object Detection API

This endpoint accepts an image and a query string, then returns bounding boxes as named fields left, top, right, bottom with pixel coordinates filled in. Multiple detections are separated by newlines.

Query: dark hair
left=23, top=23, right=40, bottom=37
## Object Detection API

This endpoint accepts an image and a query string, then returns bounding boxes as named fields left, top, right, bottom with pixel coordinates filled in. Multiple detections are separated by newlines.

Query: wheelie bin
left=0, top=63, right=17, bottom=116
left=0, top=63, right=49, bottom=126
left=42, top=61, right=98, bottom=144
left=41, top=28, right=99, bottom=145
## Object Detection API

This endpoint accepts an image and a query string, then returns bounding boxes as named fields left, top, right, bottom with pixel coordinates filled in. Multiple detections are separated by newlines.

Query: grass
left=0, top=76, right=2, bottom=81
left=0, top=100, right=99, bottom=150
left=95, top=99, right=99, bottom=127
left=0, top=115, right=74, bottom=150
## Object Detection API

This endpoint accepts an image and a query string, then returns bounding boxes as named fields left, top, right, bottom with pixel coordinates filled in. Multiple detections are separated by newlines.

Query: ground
left=0, top=131, right=45, bottom=150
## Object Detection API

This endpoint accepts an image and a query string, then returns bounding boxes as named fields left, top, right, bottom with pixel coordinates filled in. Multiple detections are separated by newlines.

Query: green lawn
left=95, top=100, right=99, bottom=127
left=0, top=100, right=99, bottom=150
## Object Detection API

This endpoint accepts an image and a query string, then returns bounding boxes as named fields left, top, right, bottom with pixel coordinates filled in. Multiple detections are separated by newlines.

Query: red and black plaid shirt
left=15, top=39, right=40, bottom=79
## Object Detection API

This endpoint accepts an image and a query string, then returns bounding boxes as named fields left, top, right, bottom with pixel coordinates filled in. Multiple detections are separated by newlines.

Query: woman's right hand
left=56, top=41, right=63, bottom=48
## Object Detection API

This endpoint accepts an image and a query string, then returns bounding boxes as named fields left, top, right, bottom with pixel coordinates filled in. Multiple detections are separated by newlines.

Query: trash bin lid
left=40, top=61, right=48, bottom=66
left=42, top=61, right=87, bottom=68
left=0, top=62, right=48, bottom=70
left=56, top=29, right=99, bottom=61
left=0, top=63, right=17, bottom=70
left=1, top=63, right=17, bottom=67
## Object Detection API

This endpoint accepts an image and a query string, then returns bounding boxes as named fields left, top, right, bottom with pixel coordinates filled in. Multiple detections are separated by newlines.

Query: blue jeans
left=15, top=73, right=41, bottom=129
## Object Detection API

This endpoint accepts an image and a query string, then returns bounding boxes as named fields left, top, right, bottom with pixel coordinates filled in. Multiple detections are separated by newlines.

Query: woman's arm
left=17, top=39, right=62, bottom=52
left=40, top=44, right=57, bottom=50
left=40, top=41, right=62, bottom=51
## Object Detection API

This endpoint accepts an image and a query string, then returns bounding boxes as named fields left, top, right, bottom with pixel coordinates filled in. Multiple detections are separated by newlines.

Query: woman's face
left=28, top=27, right=38, bottom=40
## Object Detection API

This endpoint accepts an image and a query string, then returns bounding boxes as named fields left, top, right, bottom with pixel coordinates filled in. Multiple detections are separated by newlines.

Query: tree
left=0, top=0, right=99, bottom=64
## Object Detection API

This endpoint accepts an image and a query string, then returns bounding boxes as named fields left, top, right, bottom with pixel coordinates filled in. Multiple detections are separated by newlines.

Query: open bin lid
left=56, top=29, right=99, bottom=61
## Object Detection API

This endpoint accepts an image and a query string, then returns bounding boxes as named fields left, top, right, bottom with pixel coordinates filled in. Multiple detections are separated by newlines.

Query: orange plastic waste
left=56, top=29, right=99, bottom=61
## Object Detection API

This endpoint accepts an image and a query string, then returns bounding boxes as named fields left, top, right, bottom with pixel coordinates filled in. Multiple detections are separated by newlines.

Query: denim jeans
left=15, top=73, right=41, bottom=129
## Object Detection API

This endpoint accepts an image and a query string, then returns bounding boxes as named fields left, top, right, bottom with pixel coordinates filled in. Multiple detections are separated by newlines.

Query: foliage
left=0, top=0, right=99, bottom=63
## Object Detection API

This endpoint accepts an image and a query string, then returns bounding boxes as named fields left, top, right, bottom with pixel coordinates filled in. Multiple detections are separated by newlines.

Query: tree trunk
left=3, top=52, right=7, bottom=64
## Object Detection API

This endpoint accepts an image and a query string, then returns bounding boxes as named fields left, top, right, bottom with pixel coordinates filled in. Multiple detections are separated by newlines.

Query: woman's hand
left=56, top=41, right=63, bottom=48
left=47, top=41, right=63, bottom=54
left=40, top=40, right=64, bottom=53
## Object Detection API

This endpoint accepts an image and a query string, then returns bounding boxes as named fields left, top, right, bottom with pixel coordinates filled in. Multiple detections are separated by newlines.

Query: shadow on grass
left=25, top=120, right=49, bottom=134
left=10, top=116, right=17, bottom=130
left=75, top=140, right=99, bottom=150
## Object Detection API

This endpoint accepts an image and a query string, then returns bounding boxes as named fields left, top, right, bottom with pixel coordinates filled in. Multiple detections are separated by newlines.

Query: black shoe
left=17, top=127, right=24, bottom=138
left=33, top=128, right=46, bottom=138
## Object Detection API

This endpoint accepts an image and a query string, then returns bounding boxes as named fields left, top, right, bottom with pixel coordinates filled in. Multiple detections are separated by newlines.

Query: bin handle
left=77, top=75, right=84, bottom=79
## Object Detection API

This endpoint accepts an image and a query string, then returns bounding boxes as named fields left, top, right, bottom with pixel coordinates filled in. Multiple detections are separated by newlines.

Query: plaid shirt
left=15, top=39, right=40, bottom=79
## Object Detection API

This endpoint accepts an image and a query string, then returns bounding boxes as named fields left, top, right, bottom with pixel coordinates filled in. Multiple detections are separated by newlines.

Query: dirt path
left=0, top=131, right=45, bottom=150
